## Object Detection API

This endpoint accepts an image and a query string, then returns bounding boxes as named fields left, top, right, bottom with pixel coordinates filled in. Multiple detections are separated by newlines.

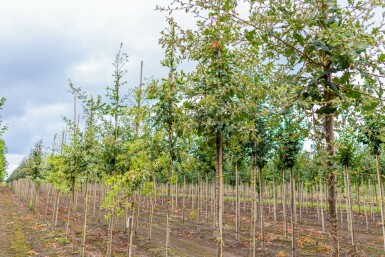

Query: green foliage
left=247, top=117, right=272, bottom=170
left=189, top=210, right=196, bottom=219
left=0, top=98, right=7, bottom=181
left=27, top=140, right=44, bottom=181
left=336, top=131, right=357, bottom=168
left=6, top=140, right=44, bottom=183
left=0, top=139, right=7, bottom=182
left=359, top=114, right=385, bottom=155
left=276, top=110, right=304, bottom=171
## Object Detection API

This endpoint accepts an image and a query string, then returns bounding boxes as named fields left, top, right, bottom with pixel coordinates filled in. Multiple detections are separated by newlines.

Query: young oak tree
left=147, top=17, right=183, bottom=256
left=277, top=109, right=304, bottom=257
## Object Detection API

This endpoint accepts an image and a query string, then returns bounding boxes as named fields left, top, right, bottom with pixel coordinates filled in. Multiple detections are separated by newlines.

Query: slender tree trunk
left=106, top=208, right=113, bottom=257
left=80, top=179, right=89, bottom=257
left=206, top=174, right=209, bottom=223
left=258, top=166, right=265, bottom=252
left=216, top=131, right=224, bottom=257
left=250, top=153, right=257, bottom=257
left=148, top=179, right=155, bottom=240
left=51, top=188, right=57, bottom=229
left=166, top=132, right=173, bottom=257
left=316, top=183, right=320, bottom=221
left=346, top=168, right=355, bottom=250
left=128, top=200, right=135, bottom=257
left=106, top=184, right=114, bottom=257
left=197, top=172, right=201, bottom=233
left=320, top=179, right=325, bottom=231
left=358, top=179, right=361, bottom=215
left=364, top=182, right=369, bottom=232
left=339, top=186, right=343, bottom=225
left=290, top=168, right=296, bottom=257
left=324, top=62, right=338, bottom=256
left=54, top=191, right=60, bottom=229
left=93, top=182, right=97, bottom=217
left=135, top=193, right=140, bottom=237
left=376, top=152, right=385, bottom=252
left=175, top=180, right=178, bottom=209
left=34, top=183, right=40, bottom=215
left=213, top=173, right=217, bottom=238
left=182, top=174, right=186, bottom=223
left=369, top=179, right=374, bottom=223
left=44, top=184, right=51, bottom=222
left=65, top=195, right=72, bottom=243
left=273, top=176, right=277, bottom=223
left=236, top=163, right=240, bottom=241
left=282, top=169, right=288, bottom=239
left=165, top=55, right=175, bottom=256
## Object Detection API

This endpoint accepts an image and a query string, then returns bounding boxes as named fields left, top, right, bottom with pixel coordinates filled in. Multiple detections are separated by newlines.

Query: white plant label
left=126, top=216, right=131, bottom=228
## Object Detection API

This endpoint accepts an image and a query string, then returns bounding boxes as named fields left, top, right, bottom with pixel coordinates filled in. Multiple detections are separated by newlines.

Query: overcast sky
left=0, top=0, right=191, bottom=175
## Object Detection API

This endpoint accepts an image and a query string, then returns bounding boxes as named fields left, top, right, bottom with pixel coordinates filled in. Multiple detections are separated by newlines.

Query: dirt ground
left=0, top=185, right=52, bottom=257
left=1, top=184, right=385, bottom=257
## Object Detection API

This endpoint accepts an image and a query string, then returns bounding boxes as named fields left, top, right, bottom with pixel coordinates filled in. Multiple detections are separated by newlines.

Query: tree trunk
left=206, top=174, right=209, bottom=223
left=273, top=176, right=277, bottom=223
left=216, top=131, right=224, bottom=257
left=258, top=166, right=265, bottom=252
left=282, top=169, right=287, bottom=239
left=135, top=194, right=140, bottom=237
left=236, top=163, right=240, bottom=241
left=44, top=184, right=51, bottom=223
left=182, top=174, right=186, bottom=223
left=80, top=179, right=89, bottom=257
left=376, top=152, right=385, bottom=252
left=128, top=200, right=135, bottom=257
left=53, top=190, right=60, bottom=230
left=290, top=168, right=296, bottom=257
left=147, top=179, right=154, bottom=240
left=346, top=169, right=355, bottom=250
left=250, top=152, right=257, bottom=257
left=324, top=62, right=338, bottom=256
left=320, top=179, right=325, bottom=231
left=197, top=172, right=201, bottom=233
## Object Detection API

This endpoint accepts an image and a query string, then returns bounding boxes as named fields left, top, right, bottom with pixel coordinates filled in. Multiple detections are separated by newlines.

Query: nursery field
left=2, top=181, right=385, bottom=257
left=1, top=1, right=385, bottom=257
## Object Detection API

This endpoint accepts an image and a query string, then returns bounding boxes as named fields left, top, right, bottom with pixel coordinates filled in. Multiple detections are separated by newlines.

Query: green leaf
left=362, top=101, right=379, bottom=111
left=312, top=40, right=329, bottom=52
left=344, top=89, right=361, bottom=100
left=324, top=81, right=339, bottom=91
left=379, top=54, right=385, bottom=63
left=355, top=46, right=366, bottom=54
left=245, top=30, right=256, bottom=43
left=316, top=106, right=337, bottom=115
left=293, top=32, right=304, bottom=46
left=338, top=72, right=350, bottom=84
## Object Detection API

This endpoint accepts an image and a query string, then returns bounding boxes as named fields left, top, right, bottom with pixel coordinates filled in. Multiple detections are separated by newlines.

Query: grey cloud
left=0, top=0, right=195, bottom=176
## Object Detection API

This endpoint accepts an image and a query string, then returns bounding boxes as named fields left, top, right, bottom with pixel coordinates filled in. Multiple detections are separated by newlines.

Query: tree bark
left=325, top=104, right=338, bottom=257
left=80, top=179, right=89, bottom=257
left=290, top=168, right=296, bottom=257
left=216, top=131, right=224, bottom=257
left=236, top=163, right=240, bottom=241
left=375, top=152, right=385, bottom=252
left=258, top=166, right=265, bottom=252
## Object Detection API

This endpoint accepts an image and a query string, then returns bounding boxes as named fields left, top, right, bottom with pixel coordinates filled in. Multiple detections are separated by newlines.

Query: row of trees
left=6, top=0, right=385, bottom=256
left=0, top=97, right=7, bottom=181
